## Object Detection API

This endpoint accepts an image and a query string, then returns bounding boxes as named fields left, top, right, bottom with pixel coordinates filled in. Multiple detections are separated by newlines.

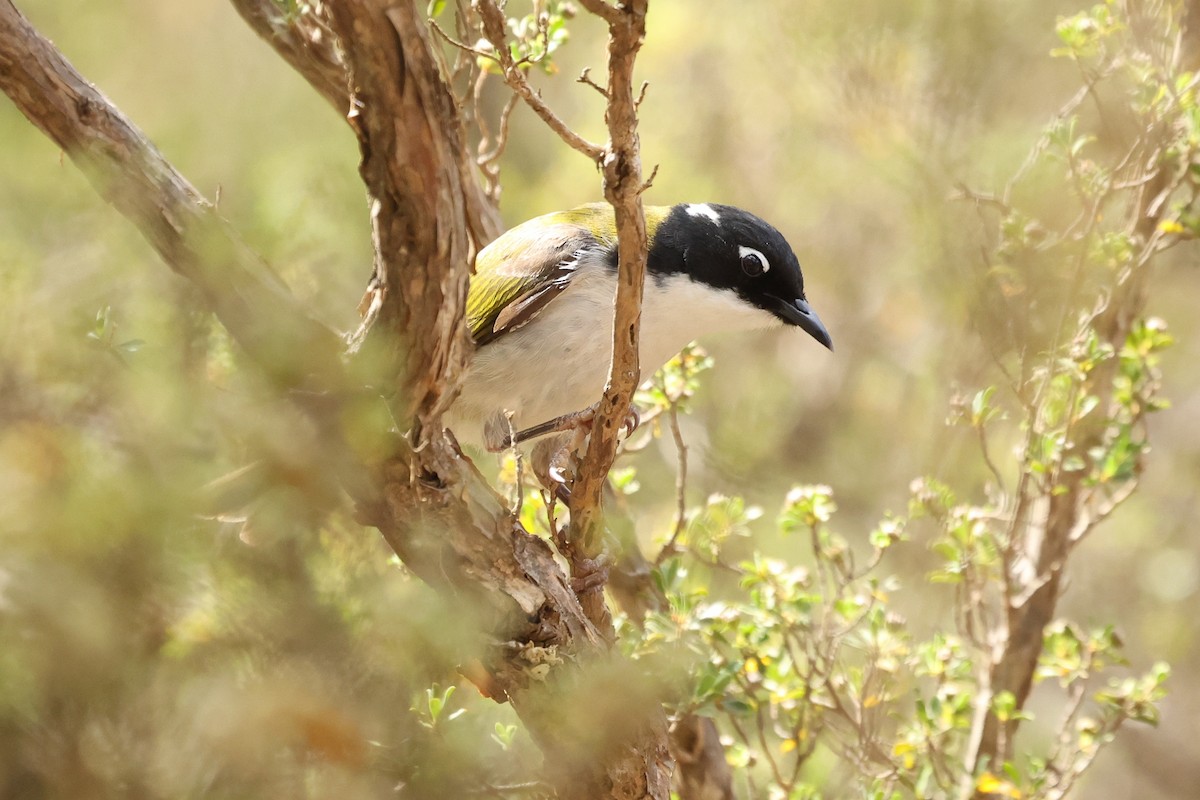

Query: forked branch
left=474, top=0, right=606, bottom=161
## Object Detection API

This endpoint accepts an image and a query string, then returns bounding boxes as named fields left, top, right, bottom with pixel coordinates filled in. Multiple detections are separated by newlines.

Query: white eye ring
left=738, top=245, right=770, bottom=276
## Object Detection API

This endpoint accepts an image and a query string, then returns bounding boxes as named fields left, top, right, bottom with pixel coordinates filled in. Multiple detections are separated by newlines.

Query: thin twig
left=475, top=0, right=605, bottom=161
left=635, top=80, right=650, bottom=108
left=655, top=403, right=689, bottom=565
left=639, top=162, right=660, bottom=194
left=478, top=93, right=520, bottom=201
left=949, top=182, right=1011, bottom=214
left=577, top=65, right=609, bottom=96
left=479, top=93, right=520, bottom=163
left=430, top=16, right=493, bottom=58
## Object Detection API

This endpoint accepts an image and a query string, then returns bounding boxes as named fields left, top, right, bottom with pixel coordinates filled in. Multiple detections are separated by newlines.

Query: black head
left=647, top=203, right=833, bottom=350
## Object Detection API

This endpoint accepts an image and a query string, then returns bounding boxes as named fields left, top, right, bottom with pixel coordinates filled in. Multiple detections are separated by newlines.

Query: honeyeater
left=449, top=202, right=832, bottom=447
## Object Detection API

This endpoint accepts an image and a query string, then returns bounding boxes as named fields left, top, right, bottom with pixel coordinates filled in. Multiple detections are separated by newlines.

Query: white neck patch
left=685, top=203, right=721, bottom=224
left=638, top=273, right=781, bottom=367
left=738, top=245, right=770, bottom=273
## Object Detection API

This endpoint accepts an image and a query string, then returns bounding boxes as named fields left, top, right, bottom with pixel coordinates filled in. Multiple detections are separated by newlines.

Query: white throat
left=638, top=272, right=779, bottom=364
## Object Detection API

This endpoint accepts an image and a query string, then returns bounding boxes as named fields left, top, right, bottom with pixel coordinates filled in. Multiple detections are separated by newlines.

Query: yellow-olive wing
left=466, top=206, right=616, bottom=345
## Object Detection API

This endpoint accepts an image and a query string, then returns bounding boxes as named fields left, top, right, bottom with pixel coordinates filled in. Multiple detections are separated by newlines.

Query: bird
left=449, top=202, right=833, bottom=449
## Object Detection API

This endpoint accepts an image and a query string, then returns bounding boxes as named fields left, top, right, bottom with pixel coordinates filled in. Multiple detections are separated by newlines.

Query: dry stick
left=564, top=0, right=651, bottom=631
left=655, top=402, right=689, bottom=564
left=473, top=2, right=605, bottom=162
left=470, top=7, right=686, bottom=782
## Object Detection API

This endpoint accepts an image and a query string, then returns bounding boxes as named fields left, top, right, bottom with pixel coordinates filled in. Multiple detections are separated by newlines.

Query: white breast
left=450, top=261, right=779, bottom=443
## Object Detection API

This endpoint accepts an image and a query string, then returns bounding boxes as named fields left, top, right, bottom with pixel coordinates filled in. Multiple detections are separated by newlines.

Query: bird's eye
left=740, top=249, right=765, bottom=277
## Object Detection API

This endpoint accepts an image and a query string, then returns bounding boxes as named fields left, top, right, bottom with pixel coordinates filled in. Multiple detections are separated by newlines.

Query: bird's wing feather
left=488, top=268, right=573, bottom=337
left=467, top=216, right=608, bottom=345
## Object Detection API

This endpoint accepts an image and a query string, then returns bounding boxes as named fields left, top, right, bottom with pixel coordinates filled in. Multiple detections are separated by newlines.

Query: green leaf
left=869, top=516, right=906, bottom=550
left=780, top=485, right=837, bottom=531
left=491, top=722, right=518, bottom=749
left=971, top=386, right=998, bottom=426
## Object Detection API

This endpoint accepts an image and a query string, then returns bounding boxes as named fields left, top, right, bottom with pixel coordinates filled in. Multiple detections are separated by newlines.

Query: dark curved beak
left=768, top=296, right=833, bottom=351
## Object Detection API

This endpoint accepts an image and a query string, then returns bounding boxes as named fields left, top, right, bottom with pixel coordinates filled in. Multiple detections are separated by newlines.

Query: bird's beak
left=768, top=296, right=834, bottom=351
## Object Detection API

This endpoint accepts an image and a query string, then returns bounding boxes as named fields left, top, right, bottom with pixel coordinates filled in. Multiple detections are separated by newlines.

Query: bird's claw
left=490, top=401, right=641, bottom=453
left=531, top=435, right=574, bottom=503
left=620, top=405, right=640, bottom=439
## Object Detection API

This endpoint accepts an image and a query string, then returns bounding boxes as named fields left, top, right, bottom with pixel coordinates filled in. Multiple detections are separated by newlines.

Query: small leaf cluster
left=635, top=342, right=715, bottom=417
left=85, top=305, right=144, bottom=365
left=616, top=479, right=1169, bottom=800
left=475, top=1, right=575, bottom=75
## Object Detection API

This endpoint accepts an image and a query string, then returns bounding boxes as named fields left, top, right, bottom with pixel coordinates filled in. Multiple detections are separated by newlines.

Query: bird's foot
left=504, top=404, right=598, bottom=451
left=484, top=402, right=641, bottom=453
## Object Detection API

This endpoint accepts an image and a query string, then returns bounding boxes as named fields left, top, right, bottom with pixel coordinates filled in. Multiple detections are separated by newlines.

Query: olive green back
left=466, top=204, right=671, bottom=343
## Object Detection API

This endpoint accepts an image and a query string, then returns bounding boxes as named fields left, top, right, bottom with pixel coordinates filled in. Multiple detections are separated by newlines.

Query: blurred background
left=1, top=0, right=1198, bottom=797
